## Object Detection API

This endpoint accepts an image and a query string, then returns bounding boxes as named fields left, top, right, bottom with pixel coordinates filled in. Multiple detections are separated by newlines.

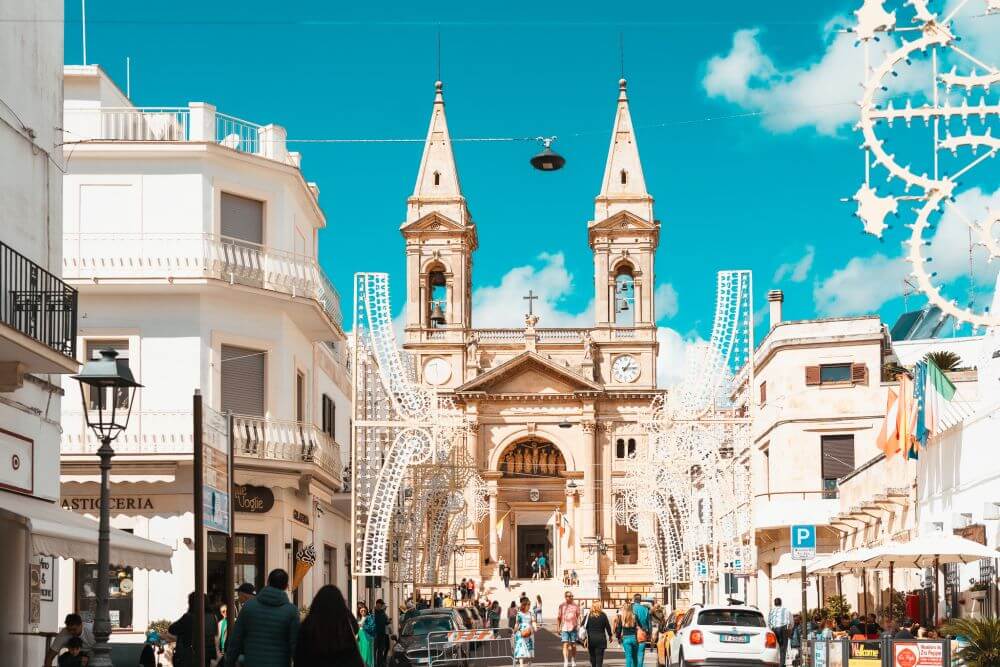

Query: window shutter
left=759, top=381, right=767, bottom=405
left=821, top=435, right=855, bottom=480
left=220, top=193, right=263, bottom=245
left=221, top=344, right=265, bottom=416
left=805, top=366, right=821, bottom=386
left=851, top=363, right=868, bottom=385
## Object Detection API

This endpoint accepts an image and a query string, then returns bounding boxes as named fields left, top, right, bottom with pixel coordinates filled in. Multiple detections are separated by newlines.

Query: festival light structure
left=852, top=0, right=1000, bottom=326
left=617, top=271, right=755, bottom=592
left=351, top=272, right=471, bottom=586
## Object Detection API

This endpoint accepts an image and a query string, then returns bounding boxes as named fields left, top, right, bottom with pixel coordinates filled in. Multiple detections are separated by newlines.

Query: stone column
left=565, top=483, right=580, bottom=565
left=583, top=421, right=601, bottom=538
left=579, top=423, right=596, bottom=539
left=488, top=485, right=498, bottom=563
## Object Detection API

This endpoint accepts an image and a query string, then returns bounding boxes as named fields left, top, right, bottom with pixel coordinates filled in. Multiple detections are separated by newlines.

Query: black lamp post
left=71, top=348, right=142, bottom=667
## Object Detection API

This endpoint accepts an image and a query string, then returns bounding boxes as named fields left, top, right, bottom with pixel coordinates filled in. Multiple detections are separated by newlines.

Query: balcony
left=0, top=240, right=79, bottom=374
left=62, top=233, right=342, bottom=332
left=232, top=415, right=343, bottom=486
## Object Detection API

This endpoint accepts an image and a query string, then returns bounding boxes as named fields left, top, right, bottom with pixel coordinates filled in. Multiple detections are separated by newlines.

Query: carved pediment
left=455, top=351, right=602, bottom=394
left=588, top=210, right=658, bottom=232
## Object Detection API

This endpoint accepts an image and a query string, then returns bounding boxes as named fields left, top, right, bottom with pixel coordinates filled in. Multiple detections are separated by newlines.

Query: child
left=138, top=630, right=160, bottom=667
left=57, top=637, right=86, bottom=667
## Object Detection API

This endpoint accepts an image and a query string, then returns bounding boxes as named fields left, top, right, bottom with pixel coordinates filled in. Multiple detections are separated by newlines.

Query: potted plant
left=968, top=582, right=990, bottom=600
left=941, top=617, right=1000, bottom=667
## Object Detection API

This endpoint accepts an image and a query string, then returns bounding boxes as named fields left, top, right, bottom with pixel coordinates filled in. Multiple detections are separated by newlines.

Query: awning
left=771, top=551, right=833, bottom=580
left=0, top=492, right=173, bottom=572
left=860, top=533, right=998, bottom=568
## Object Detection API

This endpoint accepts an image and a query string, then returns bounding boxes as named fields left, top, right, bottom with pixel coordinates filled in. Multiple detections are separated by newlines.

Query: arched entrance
left=496, top=439, right=568, bottom=579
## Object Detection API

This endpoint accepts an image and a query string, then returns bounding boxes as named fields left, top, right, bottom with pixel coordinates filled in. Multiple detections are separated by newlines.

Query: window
left=324, top=545, right=336, bottom=586
left=620, top=169, right=628, bottom=185
left=221, top=345, right=265, bottom=417
left=615, top=438, right=626, bottom=459
left=220, top=192, right=263, bottom=245
left=806, top=363, right=868, bottom=386
left=322, top=394, right=336, bottom=438
left=697, top=609, right=765, bottom=627
left=759, top=381, right=766, bottom=405
left=821, top=434, right=855, bottom=499
left=296, top=371, right=306, bottom=422
left=85, top=340, right=131, bottom=410
left=77, top=535, right=133, bottom=630
left=428, top=269, right=447, bottom=327
left=433, top=171, right=441, bottom=186
left=627, top=438, right=637, bottom=458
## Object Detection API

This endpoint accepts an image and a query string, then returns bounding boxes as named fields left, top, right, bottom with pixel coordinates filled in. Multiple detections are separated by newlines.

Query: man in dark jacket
left=372, top=599, right=391, bottom=667
left=225, top=569, right=300, bottom=667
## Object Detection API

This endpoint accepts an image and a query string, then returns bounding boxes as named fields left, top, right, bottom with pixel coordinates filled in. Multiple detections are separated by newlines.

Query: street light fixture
left=72, top=348, right=142, bottom=667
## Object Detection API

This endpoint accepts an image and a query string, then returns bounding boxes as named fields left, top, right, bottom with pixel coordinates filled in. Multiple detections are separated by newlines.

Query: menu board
left=893, top=641, right=944, bottom=667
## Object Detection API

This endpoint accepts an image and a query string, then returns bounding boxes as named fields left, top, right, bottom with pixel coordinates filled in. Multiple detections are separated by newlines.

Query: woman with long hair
left=615, top=603, right=639, bottom=667
left=294, top=585, right=363, bottom=666
left=514, top=596, right=536, bottom=667
left=533, top=595, right=543, bottom=626
left=584, top=600, right=613, bottom=667
left=356, top=602, right=374, bottom=667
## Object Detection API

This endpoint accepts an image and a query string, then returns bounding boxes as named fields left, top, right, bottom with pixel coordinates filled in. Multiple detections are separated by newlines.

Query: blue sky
left=62, top=0, right=999, bottom=369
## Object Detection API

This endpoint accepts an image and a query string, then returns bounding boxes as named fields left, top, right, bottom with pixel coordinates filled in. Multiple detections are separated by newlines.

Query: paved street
left=467, top=626, right=637, bottom=667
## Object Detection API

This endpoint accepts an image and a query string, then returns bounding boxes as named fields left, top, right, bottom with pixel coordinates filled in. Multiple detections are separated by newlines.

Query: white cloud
left=471, top=252, right=592, bottom=327
left=814, top=187, right=1000, bottom=316
left=773, top=245, right=815, bottom=284
left=657, top=327, right=707, bottom=388
left=655, top=283, right=680, bottom=320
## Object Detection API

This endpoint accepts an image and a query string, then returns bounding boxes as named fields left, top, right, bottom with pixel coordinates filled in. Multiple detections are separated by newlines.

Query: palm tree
left=924, top=350, right=962, bottom=372
left=941, top=616, right=1000, bottom=667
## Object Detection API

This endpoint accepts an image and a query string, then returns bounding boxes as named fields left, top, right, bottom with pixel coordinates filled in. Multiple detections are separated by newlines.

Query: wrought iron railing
left=0, top=240, right=78, bottom=359
left=232, top=414, right=343, bottom=484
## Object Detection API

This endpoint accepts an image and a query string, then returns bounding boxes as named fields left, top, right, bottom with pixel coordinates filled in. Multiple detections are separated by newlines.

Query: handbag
left=637, top=627, right=649, bottom=643
left=520, top=626, right=533, bottom=638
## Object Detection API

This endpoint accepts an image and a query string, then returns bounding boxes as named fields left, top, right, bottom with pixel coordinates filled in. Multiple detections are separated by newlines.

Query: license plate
left=720, top=634, right=749, bottom=643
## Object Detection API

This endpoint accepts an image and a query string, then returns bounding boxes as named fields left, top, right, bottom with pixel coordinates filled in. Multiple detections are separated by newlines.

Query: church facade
left=401, top=79, right=663, bottom=597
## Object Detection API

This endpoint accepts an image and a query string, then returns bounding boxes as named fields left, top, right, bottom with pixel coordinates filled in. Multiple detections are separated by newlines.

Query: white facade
left=58, top=66, right=352, bottom=644
left=0, top=2, right=74, bottom=665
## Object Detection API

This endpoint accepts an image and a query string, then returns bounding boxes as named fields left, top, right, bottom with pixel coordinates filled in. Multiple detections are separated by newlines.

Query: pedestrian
left=864, top=613, right=881, bottom=639
left=894, top=618, right=915, bottom=640
left=534, top=595, right=544, bottom=626
left=434, top=592, right=443, bottom=608
left=138, top=630, right=162, bottom=667
left=508, top=601, right=519, bottom=629
left=514, top=596, right=536, bottom=667
left=531, top=555, right=539, bottom=580
left=460, top=578, right=467, bottom=601
left=371, top=599, right=391, bottom=667
left=767, top=597, right=792, bottom=667
left=489, top=601, right=502, bottom=629
left=169, top=592, right=219, bottom=667
left=501, top=559, right=511, bottom=589
left=538, top=553, right=548, bottom=579
left=56, top=637, right=85, bottom=667
left=630, top=594, right=651, bottom=667
left=45, top=613, right=96, bottom=666
left=467, top=578, right=476, bottom=602
left=615, top=603, right=640, bottom=667
left=789, top=614, right=802, bottom=665
left=236, top=582, right=256, bottom=615
left=218, top=603, right=230, bottom=657
left=584, top=600, right=613, bottom=667
left=224, top=568, right=300, bottom=667
left=557, top=591, right=582, bottom=667
left=357, top=603, right=374, bottom=667
left=294, top=585, right=363, bottom=667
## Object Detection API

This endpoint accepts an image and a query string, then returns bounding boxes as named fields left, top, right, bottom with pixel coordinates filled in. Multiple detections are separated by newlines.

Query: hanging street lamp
left=71, top=348, right=142, bottom=667
left=530, top=136, right=566, bottom=172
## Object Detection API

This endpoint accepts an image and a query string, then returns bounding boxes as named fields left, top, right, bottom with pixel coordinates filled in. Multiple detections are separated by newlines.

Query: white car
left=668, top=604, right=779, bottom=667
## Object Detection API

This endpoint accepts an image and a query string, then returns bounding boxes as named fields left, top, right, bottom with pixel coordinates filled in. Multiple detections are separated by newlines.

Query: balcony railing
left=62, top=233, right=342, bottom=330
left=232, top=415, right=343, bottom=484
left=1, top=240, right=78, bottom=359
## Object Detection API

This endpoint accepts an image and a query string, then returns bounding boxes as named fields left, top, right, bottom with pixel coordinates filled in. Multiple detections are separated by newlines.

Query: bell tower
left=589, top=79, right=660, bottom=388
left=401, top=82, right=476, bottom=385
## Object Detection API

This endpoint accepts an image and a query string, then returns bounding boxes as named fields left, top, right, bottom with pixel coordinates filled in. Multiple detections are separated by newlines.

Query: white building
left=58, top=65, right=352, bottom=645
left=1, top=6, right=170, bottom=666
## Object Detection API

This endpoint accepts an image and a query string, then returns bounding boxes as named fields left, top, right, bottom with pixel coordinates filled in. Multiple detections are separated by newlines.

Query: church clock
left=422, top=357, right=452, bottom=386
left=611, top=355, right=640, bottom=383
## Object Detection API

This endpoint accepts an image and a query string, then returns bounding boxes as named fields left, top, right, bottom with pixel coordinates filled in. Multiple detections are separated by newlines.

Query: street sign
left=201, top=406, right=231, bottom=534
left=791, top=524, right=816, bottom=560
left=695, top=560, right=708, bottom=578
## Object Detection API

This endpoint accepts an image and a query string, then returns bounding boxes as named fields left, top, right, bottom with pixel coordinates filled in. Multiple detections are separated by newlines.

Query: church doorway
left=517, top=525, right=553, bottom=579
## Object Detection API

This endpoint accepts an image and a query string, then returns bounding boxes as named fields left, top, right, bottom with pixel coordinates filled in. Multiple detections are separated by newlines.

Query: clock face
left=423, top=357, right=451, bottom=386
left=612, top=355, right=640, bottom=383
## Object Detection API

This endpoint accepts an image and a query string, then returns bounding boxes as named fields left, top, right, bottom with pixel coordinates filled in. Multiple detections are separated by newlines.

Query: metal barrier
left=426, top=628, right=515, bottom=667
left=807, top=637, right=951, bottom=667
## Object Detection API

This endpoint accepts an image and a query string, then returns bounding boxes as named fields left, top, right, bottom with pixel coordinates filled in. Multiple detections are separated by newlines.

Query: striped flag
left=924, top=357, right=957, bottom=435
left=876, top=387, right=900, bottom=459
left=559, top=511, right=571, bottom=537
left=896, top=372, right=918, bottom=458
left=913, top=361, right=928, bottom=457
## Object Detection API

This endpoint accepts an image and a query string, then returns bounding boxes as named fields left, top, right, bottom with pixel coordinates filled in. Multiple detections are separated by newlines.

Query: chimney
left=767, top=290, right=784, bottom=328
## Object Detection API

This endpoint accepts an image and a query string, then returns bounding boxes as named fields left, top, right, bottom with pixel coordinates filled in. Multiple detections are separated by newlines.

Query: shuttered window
left=221, top=344, right=265, bottom=416
left=805, top=363, right=868, bottom=386
left=86, top=340, right=131, bottom=410
left=321, top=394, right=336, bottom=438
left=821, top=434, right=855, bottom=498
left=759, top=381, right=767, bottom=405
left=220, top=193, right=263, bottom=245
left=851, top=362, right=868, bottom=385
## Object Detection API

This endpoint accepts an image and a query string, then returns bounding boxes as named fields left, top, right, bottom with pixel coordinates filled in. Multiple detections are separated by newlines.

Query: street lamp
left=72, top=348, right=142, bottom=667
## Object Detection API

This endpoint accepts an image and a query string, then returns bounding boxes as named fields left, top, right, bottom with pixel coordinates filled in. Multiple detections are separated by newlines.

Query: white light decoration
left=854, top=0, right=1000, bottom=327
left=351, top=272, right=466, bottom=577
left=619, top=271, right=754, bottom=587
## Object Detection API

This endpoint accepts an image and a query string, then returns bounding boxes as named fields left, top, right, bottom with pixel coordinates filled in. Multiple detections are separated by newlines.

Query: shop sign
left=234, top=484, right=274, bottom=513
left=849, top=640, right=882, bottom=667
left=893, top=641, right=944, bottom=667
left=0, top=429, right=33, bottom=495
left=954, top=523, right=986, bottom=546
left=813, top=641, right=828, bottom=667
left=62, top=497, right=155, bottom=511
left=38, top=556, right=54, bottom=601
left=293, top=509, right=310, bottom=525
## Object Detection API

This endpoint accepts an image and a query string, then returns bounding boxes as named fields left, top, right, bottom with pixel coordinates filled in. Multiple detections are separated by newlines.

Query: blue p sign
left=791, top=525, right=816, bottom=559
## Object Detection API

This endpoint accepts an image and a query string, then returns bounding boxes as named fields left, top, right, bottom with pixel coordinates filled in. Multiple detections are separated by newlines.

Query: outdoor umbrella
left=859, top=534, right=999, bottom=624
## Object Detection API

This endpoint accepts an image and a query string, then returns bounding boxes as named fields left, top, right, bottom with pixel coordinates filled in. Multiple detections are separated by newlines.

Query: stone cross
left=523, top=290, right=538, bottom=316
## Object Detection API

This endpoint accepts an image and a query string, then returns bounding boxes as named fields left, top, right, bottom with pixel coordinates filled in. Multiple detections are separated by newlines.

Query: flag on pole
left=496, top=510, right=510, bottom=543
left=896, top=373, right=918, bottom=459
left=559, top=511, right=570, bottom=537
left=914, top=361, right=928, bottom=451
left=876, top=387, right=900, bottom=459
left=924, top=356, right=957, bottom=435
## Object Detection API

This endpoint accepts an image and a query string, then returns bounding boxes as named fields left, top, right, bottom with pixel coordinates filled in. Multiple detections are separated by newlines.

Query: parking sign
left=791, top=525, right=816, bottom=560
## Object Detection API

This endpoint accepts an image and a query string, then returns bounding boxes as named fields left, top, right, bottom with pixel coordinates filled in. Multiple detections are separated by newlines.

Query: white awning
left=0, top=492, right=174, bottom=572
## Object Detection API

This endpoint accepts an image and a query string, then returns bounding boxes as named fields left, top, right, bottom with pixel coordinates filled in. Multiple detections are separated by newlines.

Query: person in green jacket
left=225, top=569, right=300, bottom=667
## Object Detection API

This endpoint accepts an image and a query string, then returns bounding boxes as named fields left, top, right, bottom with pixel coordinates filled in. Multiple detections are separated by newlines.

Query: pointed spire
left=406, top=80, right=470, bottom=225
left=594, top=78, right=653, bottom=222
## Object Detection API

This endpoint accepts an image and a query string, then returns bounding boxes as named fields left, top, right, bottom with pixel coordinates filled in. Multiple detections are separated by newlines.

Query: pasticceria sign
left=62, top=497, right=155, bottom=511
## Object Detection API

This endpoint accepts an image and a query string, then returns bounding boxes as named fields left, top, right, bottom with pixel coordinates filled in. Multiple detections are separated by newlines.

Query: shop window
left=77, top=545, right=134, bottom=630
left=208, top=533, right=266, bottom=607
left=85, top=340, right=131, bottom=410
